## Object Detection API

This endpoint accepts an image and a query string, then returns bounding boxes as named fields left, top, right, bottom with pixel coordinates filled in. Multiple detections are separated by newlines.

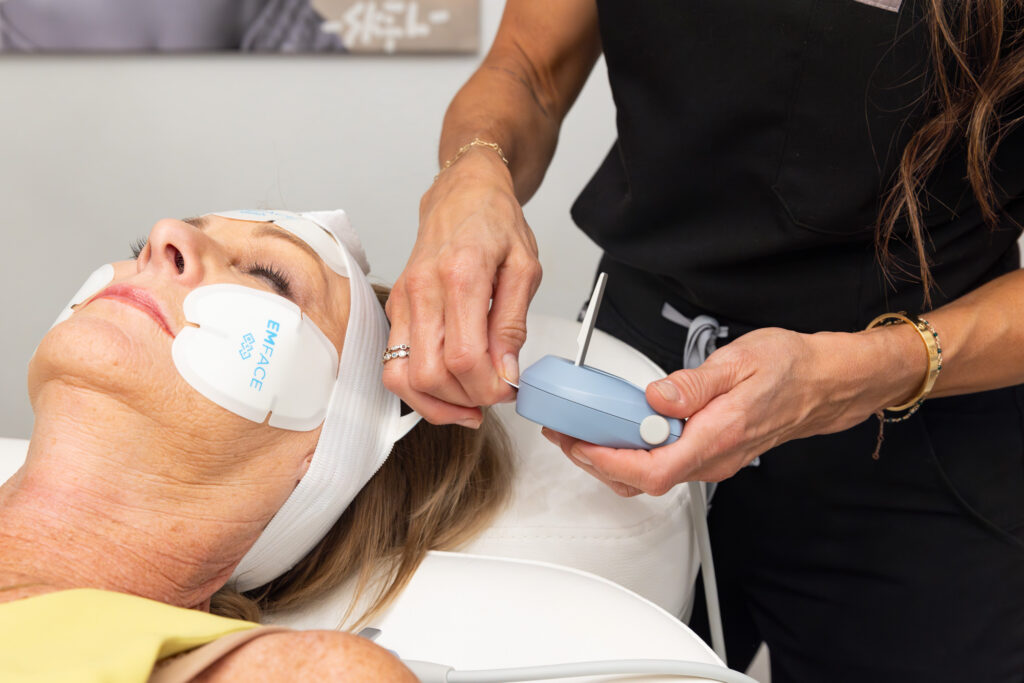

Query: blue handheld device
left=513, top=273, right=683, bottom=450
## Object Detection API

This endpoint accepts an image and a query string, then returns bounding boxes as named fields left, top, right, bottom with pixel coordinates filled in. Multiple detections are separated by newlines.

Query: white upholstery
left=1, top=313, right=699, bottom=634
left=267, top=550, right=721, bottom=678
left=463, top=313, right=698, bottom=617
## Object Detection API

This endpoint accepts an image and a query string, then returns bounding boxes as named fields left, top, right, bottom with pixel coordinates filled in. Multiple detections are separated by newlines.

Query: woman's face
left=28, top=215, right=351, bottom=468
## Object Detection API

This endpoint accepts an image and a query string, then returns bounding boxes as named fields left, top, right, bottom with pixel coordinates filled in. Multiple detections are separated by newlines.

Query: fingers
left=541, top=392, right=755, bottom=496
left=383, top=248, right=520, bottom=424
left=405, top=268, right=475, bottom=407
left=584, top=397, right=752, bottom=492
left=488, top=256, right=542, bottom=386
left=384, top=164, right=537, bottom=424
left=383, top=272, right=482, bottom=428
left=440, top=246, right=517, bottom=406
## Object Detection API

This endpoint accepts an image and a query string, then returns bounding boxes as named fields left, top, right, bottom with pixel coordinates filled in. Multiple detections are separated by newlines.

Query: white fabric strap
left=225, top=209, right=420, bottom=591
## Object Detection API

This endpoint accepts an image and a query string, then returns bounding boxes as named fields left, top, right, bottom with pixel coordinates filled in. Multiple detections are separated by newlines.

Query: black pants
left=591, top=263, right=1024, bottom=683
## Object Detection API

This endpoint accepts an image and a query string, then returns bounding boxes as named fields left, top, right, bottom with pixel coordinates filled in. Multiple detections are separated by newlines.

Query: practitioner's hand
left=383, top=149, right=542, bottom=427
left=542, top=325, right=924, bottom=496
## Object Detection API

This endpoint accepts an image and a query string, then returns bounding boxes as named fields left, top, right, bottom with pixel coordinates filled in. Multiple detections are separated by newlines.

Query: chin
left=28, top=306, right=178, bottom=413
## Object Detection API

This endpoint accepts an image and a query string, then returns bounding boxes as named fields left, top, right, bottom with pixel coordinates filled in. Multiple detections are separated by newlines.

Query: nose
left=139, top=219, right=210, bottom=287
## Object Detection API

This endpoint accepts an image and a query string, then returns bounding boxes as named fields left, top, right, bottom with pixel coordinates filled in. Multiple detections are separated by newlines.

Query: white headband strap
left=217, top=209, right=420, bottom=591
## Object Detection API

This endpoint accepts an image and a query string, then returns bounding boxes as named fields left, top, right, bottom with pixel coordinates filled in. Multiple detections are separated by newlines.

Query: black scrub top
left=572, top=0, right=1024, bottom=333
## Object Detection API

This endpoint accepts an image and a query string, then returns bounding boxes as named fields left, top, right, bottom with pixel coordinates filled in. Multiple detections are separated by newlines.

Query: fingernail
left=457, top=418, right=482, bottom=430
left=654, top=380, right=680, bottom=402
left=502, top=353, right=519, bottom=385
left=570, top=446, right=591, bottom=466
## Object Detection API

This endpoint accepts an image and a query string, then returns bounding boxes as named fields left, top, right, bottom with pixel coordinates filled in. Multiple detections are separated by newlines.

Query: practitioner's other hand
left=384, top=149, right=542, bottom=427
left=542, top=325, right=924, bottom=495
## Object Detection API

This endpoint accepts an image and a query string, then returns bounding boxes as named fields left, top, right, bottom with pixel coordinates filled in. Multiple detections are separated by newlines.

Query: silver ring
left=382, top=344, right=411, bottom=365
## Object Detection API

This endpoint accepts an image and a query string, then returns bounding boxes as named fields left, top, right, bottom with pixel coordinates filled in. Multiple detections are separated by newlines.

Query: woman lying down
left=0, top=210, right=513, bottom=681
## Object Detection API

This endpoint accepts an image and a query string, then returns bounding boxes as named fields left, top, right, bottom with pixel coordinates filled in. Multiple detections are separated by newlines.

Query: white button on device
left=639, top=414, right=671, bottom=446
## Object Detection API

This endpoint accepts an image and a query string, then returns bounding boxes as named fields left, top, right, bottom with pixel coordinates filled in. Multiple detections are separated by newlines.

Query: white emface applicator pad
left=172, top=285, right=339, bottom=431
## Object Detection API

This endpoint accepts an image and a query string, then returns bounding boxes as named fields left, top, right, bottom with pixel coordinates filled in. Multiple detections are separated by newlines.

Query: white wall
left=0, top=0, right=613, bottom=437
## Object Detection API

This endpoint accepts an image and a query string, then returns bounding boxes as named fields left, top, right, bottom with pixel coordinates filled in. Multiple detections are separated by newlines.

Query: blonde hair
left=210, top=285, right=514, bottom=627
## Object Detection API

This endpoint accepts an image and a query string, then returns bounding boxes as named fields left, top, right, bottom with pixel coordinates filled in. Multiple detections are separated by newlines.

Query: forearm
left=440, top=64, right=560, bottom=203
left=844, top=267, right=1024, bottom=417
left=925, top=267, right=1024, bottom=396
left=438, top=0, right=601, bottom=203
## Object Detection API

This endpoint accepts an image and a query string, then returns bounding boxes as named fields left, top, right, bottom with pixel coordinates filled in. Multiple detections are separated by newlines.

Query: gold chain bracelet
left=434, top=138, right=509, bottom=181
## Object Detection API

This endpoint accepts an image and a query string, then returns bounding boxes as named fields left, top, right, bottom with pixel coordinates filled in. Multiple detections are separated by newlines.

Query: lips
left=85, top=284, right=175, bottom=337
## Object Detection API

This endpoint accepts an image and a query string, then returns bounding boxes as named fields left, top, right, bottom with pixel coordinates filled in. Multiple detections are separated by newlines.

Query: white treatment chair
left=1, top=313, right=736, bottom=681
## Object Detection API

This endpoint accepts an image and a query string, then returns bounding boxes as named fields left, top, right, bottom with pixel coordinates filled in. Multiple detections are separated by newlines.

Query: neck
left=0, top=382, right=294, bottom=609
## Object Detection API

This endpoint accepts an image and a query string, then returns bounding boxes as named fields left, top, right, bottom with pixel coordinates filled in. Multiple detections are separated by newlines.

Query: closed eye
left=248, top=263, right=292, bottom=298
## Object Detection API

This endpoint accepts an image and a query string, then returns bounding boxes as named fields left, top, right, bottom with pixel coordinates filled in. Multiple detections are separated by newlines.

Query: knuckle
left=521, top=258, right=543, bottom=284
left=402, top=267, right=435, bottom=296
left=384, top=293, right=404, bottom=321
left=444, top=343, right=480, bottom=376
left=408, top=365, right=444, bottom=395
left=506, top=253, right=542, bottom=284
left=670, top=370, right=708, bottom=401
left=644, top=466, right=676, bottom=496
left=723, top=412, right=749, bottom=449
left=716, top=344, right=755, bottom=375
left=612, top=483, right=633, bottom=497
left=419, top=411, right=447, bottom=426
left=493, top=320, right=528, bottom=350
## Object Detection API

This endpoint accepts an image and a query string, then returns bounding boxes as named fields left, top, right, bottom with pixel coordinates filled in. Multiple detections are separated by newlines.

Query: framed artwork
left=0, top=0, right=478, bottom=54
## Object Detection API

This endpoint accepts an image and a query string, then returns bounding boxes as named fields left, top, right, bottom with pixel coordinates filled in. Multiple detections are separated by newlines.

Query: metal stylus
left=575, top=272, right=607, bottom=367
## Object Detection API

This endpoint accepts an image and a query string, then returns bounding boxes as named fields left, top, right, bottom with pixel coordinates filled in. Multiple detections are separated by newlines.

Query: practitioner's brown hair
left=879, top=1, right=1024, bottom=302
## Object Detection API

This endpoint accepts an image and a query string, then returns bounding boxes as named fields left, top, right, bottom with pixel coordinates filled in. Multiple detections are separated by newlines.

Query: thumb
left=646, top=365, right=737, bottom=419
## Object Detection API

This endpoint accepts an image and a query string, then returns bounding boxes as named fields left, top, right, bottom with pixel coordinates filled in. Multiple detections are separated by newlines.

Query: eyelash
left=128, top=238, right=292, bottom=297
left=130, top=238, right=147, bottom=259
left=249, top=263, right=292, bottom=297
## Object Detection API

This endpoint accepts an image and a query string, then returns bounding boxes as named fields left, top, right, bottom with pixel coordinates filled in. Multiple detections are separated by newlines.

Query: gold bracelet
left=434, top=138, right=509, bottom=180
left=865, top=312, right=943, bottom=422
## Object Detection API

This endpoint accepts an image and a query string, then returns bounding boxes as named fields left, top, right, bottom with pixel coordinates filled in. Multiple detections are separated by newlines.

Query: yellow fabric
left=0, top=588, right=259, bottom=682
